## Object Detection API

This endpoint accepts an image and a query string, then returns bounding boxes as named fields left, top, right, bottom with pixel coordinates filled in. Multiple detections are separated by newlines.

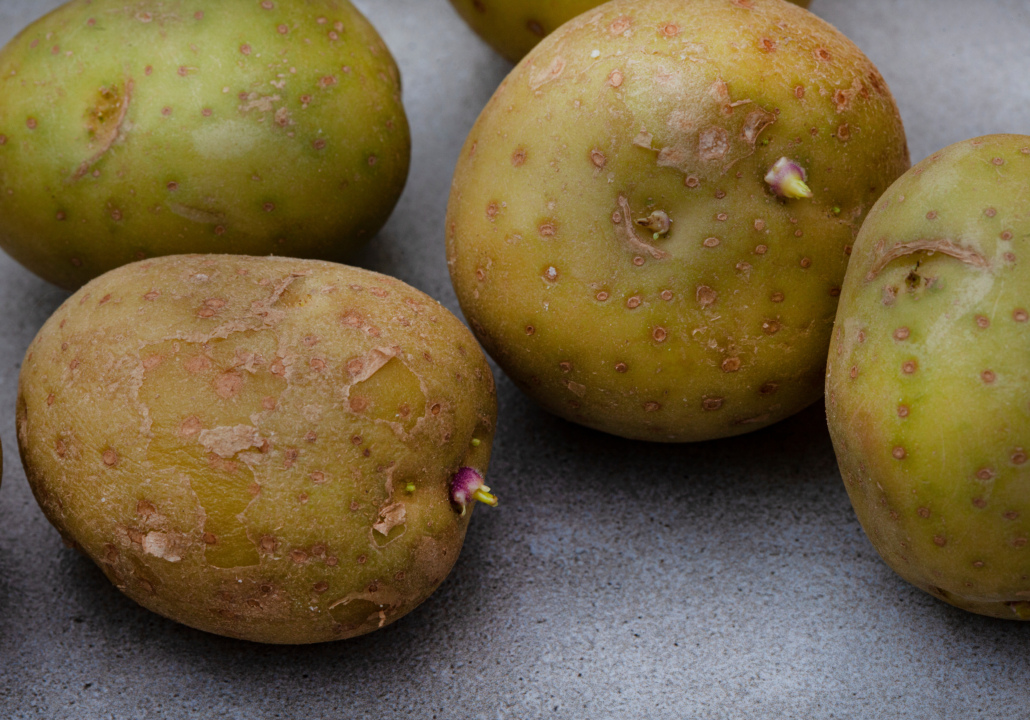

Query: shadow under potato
left=41, top=526, right=421, bottom=694
left=489, top=375, right=840, bottom=498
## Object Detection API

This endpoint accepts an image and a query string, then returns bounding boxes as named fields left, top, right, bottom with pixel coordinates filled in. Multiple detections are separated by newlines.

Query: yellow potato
left=0, top=0, right=410, bottom=290
left=17, top=255, right=498, bottom=643
left=447, top=0, right=909, bottom=442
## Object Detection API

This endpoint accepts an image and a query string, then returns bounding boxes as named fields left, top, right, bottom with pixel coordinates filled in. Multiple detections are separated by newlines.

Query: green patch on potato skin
left=447, top=0, right=909, bottom=443
left=0, top=0, right=410, bottom=291
left=448, top=0, right=811, bottom=64
left=17, top=256, right=497, bottom=644
left=827, top=135, right=1030, bottom=620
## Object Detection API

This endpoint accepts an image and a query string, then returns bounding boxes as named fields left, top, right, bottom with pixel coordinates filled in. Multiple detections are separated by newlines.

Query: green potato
left=0, top=0, right=410, bottom=291
left=447, top=0, right=909, bottom=442
left=17, top=255, right=498, bottom=644
left=449, top=0, right=812, bottom=63
left=827, top=135, right=1030, bottom=619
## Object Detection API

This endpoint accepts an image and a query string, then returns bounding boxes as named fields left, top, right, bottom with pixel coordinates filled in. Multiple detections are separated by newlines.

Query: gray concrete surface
left=1, top=0, right=1029, bottom=718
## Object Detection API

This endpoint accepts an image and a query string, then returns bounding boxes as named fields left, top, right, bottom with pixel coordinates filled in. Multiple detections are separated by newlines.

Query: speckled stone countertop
left=1, top=1, right=1029, bottom=718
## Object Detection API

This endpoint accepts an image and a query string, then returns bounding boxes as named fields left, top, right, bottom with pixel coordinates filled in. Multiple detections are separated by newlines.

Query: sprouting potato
left=0, top=0, right=410, bottom=290
left=17, top=255, right=498, bottom=644
left=447, top=0, right=909, bottom=442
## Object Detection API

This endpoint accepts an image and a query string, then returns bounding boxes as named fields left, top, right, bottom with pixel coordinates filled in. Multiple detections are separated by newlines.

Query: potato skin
left=17, top=256, right=497, bottom=644
left=448, top=0, right=810, bottom=64
left=447, top=0, right=909, bottom=442
left=0, top=0, right=410, bottom=291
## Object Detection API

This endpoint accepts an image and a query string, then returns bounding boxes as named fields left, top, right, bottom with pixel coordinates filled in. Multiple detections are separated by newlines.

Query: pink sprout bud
left=450, top=467, right=498, bottom=515
left=764, top=157, right=813, bottom=199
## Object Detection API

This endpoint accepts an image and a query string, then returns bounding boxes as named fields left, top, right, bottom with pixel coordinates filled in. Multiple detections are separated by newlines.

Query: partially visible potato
left=827, top=136, right=1030, bottom=619
left=449, top=0, right=812, bottom=63
left=17, top=256, right=498, bottom=644
left=0, top=0, right=410, bottom=290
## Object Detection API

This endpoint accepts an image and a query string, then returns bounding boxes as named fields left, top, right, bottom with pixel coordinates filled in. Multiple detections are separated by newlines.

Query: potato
left=446, top=0, right=909, bottom=442
left=448, top=0, right=812, bottom=63
left=827, top=135, right=1030, bottom=619
left=0, top=0, right=410, bottom=290
left=16, top=255, right=498, bottom=644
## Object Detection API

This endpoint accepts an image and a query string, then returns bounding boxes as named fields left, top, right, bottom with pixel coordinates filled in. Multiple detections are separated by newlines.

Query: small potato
left=17, top=256, right=498, bottom=644
left=0, top=0, right=410, bottom=290
left=449, top=0, right=812, bottom=63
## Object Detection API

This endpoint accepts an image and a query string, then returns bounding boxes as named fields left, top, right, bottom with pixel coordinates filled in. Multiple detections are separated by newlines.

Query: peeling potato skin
left=0, top=0, right=410, bottom=291
left=447, top=0, right=909, bottom=443
left=17, top=256, right=497, bottom=644
left=827, top=135, right=1030, bottom=620
left=449, top=0, right=812, bottom=64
